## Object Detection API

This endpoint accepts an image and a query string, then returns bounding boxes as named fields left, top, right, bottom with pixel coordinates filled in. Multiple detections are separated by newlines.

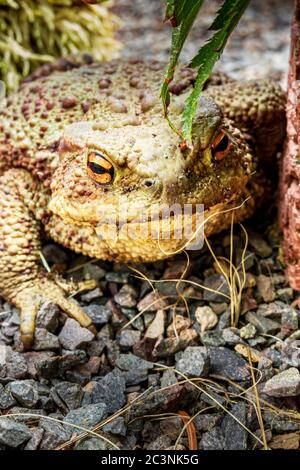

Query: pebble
left=222, top=327, right=241, bottom=345
left=240, top=323, right=257, bottom=339
left=115, top=353, right=153, bottom=371
left=137, top=292, right=167, bottom=312
left=103, top=417, right=127, bottom=436
left=58, top=318, right=95, bottom=350
left=0, top=384, right=16, bottom=409
left=36, top=302, right=60, bottom=332
left=245, top=312, right=280, bottom=334
left=145, top=310, right=165, bottom=338
left=256, top=275, right=276, bottom=302
left=207, top=346, right=250, bottom=381
left=64, top=403, right=107, bottom=434
left=40, top=419, right=71, bottom=450
left=80, top=288, right=103, bottom=303
left=263, top=367, right=300, bottom=397
left=221, top=402, right=248, bottom=450
left=175, top=346, right=210, bottom=377
left=199, top=427, right=224, bottom=450
left=83, top=304, right=112, bottom=326
left=114, top=284, right=138, bottom=307
left=0, top=418, right=32, bottom=448
left=203, top=274, right=230, bottom=302
left=8, top=380, right=39, bottom=408
left=91, top=370, right=126, bottom=413
left=33, top=328, right=60, bottom=351
left=195, top=306, right=218, bottom=332
left=51, top=381, right=83, bottom=411
left=118, top=329, right=141, bottom=348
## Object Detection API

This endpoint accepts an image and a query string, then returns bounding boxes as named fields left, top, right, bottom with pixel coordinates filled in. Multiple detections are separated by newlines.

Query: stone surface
left=33, top=328, right=59, bottom=351
left=64, top=403, right=107, bottom=433
left=245, top=312, right=280, bottom=334
left=91, top=370, right=126, bottom=413
left=221, top=402, right=248, bottom=450
left=175, top=346, right=210, bottom=377
left=203, top=274, right=230, bottom=302
left=8, top=380, right=39, bottom=408
left=58, top=318, right=95, bottom=350
left=0, top=418, right=32, bottom=447
left=263, top=367, right=300, bottom=397
left=195, top=306, right=218, bottom=332
left=207, top=346, right=250, bottom=381
left=83, top=304, right=112, bottom=326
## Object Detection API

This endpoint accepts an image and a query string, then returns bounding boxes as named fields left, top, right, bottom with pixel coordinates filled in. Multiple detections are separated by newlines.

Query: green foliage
left=161, top=0, right=250, bottom=144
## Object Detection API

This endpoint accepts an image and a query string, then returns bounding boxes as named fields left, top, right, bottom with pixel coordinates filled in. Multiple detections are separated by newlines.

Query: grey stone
left=147, top=435, right=172, bottom=450
left=105, top=272, right=129, bottom=283
left=83, top=304, right=112, bottom=326
left=75, top=437, right=112, bottom=450
left=263, top=410, right=299, bottom=432
left=207, top=346, right=250, bottom=381
left=123, top=369, right=148, bottom=386
left=58, top=318, right=95, bottom=350
left=0, top=418, right=32, bottom=447
left=40, top=419, right=71, bottom=450
left=194, top=413, right=221, bottom=432
left=199, top=427, right=224, bottom=450
left=92, top=370, right=126, bottom=413
left=64, top=403, right=107, bottom=434
left=222, top=327, right=241, bottom=345
left=51, top=381, right=83, bottom=411
left=263, top=367, right=300, bottom=397
left=175, top=346, right=210, bottom=377
left=115, top=353, right=153, bottom=371
left=87, top=339, right=105, bottom=357
left=245, top=312, right=280, bottom=334
left=36, top=302, right=60, bottom=332
left=221, top=402, right=248, bottom=450
left=33, top=328, right=59, bottom=351
left=83, top=264, right=106, bottom=281
left=24, top=427, right=44, bottom=450
left=0, top=384, right=16, bottom=409
left=118, top=329, right=141, bottom=348
left=81, top=288, right=103, bottom=303
left=114, top=284, right=138, bottom=307
left=203, top=274, right=230, bottom=302
left=281, top=308, right=298, bottom=333
left=8, top=380, right=39, bottom=408
left=4, top=347, right=28, bottom=379
left=103, top=417, right=127, bottom=436
left=201, top=330, right=226, bottom=346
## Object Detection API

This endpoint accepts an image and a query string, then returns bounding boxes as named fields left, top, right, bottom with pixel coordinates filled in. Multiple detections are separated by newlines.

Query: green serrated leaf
left=182, top=0, right=250, bottom=142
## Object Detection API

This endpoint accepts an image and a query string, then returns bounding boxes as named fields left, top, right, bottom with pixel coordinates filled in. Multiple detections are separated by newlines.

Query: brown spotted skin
left=0, top=59, right=286, bottom=346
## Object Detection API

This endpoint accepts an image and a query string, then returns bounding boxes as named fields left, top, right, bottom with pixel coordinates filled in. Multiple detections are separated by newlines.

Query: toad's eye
left=87, top=151, right=114, bottom=184
left=211, top=130, right=232, bottom=161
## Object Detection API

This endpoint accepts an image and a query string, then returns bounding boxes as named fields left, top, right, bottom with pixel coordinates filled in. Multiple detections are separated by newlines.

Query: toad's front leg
left=0, top=169, right=95, bottom=348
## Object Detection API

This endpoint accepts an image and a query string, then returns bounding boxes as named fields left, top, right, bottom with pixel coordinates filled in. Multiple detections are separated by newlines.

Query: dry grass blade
left=177, top=410, right=198, bottom=450
left=247, top=348, right=268, bottom=450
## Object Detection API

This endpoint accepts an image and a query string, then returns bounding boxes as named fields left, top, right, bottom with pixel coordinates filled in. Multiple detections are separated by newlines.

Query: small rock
left=263, top=368, right=300, bottom=397
left=92, top=370, right=126, bottom=413
left=248, top=232, right=272, bottom=257
left=137, top=292, right=167, bottom=312
left=3, top=346, right=28, bottom=379
left=276, top=287, right=294, bottom=301
left=64, top=403, right=107, bottom=434
left=33, top=328, right=59, bottom=351
left=8, top=380, right=39, bottom=408
left=245, top=312, right=280, bottom=334
left=221, top=402, right=247, bottom=450
left=114, top=284, right=138, bottom=307
left=147, top=435, right=172, bottom=450
left=0, top=418, right=32, bottom=447
left=36, top=302, right=60, bottom=332
left=240, top=323, right=257, bottom=339
left=195, top=306, right=218, bottom=332
left=40, top=419, right=71, bottom=450
left=75, top=437, right=111, bottom=450
left=208, top=346, right=250, bottom=381
left=200, top=330, right=225, bottom=346
left=103, top=417, right=127, bottom=436
left=51, top=381, right=83, bottom=411
left=87, top=339, right=105, bottom=357
left=80, top=288, right=103, bottom=303
left=0, top=384, right=16, bottom=409
left=145, top=310, right=165, bottom=338
left=175, top=346, right=210, bottom=377
left=203, top=274, right=230, bottom=302
left=24, top=427, right=44, bottom=450
left=105, top=271, right=129, bottom=283
left=159, top=416, right=182, bottom=439
left=166, top=315, right=191, bottom=337
left=115, top=353, right=153, bottom=371
left=83, top=264, right=106, bottom=281
left=194, top=414, right=221, bottom=432
left=118, top=329, right=141, bottom=348
left=263, top=410, right=299, bottom=432
left=222, top=327, right=241, bottom=345
left=58, top=318, right=95, bottom=350
left=199, top=427, right=224, bottom=450
left=83, top=304, right=112, bottom=326
left=256, top=275, right=275, bottom=302
left=270, top=433, right=299, bottom=450
left=281, top=308, right=298, bottom=335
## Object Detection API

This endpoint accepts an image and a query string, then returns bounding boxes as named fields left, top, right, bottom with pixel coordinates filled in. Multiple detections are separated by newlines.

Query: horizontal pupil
left=215, top=135, right=229, bottom=152
left=88, top=161, right=107, bottom=175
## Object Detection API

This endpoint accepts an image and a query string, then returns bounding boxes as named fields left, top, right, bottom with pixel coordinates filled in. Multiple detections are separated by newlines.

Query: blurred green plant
left=0, top=0, right=121, bottom=92
left=161, top=0, right=250, bottom=144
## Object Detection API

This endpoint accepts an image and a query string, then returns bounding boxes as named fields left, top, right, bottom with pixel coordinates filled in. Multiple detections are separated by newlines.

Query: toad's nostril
left=144, top=179, right=156, bottom=188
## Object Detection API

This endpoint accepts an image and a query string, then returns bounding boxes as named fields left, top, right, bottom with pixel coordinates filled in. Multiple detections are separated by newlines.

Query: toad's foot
left=0, top=169, right=95, bottom=348
left=15, top=276, right=96, bottom=348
